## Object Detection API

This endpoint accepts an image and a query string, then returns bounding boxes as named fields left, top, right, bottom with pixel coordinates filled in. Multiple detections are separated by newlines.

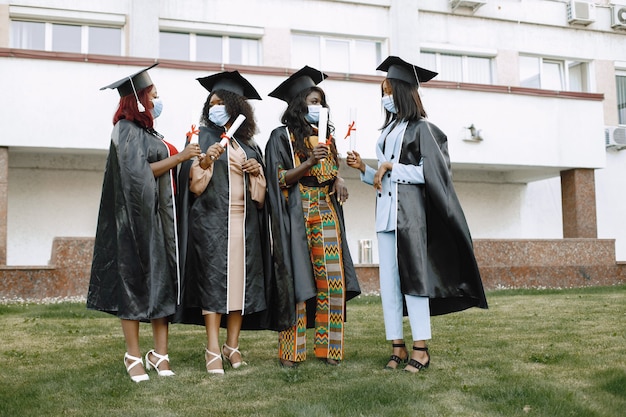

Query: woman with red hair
left=87, top=64, right=201, bottom=382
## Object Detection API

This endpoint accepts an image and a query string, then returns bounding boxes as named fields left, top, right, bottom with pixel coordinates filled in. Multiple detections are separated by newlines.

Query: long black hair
left=200, top=89, right=258, bottom=142
left=281, top=86, right=337, bottom=161
left=381, top=78, right=427, bottom=130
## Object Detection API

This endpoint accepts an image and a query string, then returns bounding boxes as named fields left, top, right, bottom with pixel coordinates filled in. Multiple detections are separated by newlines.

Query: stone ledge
left=355, top=238, right=626, bottom=294
left=479, top=265, right=625, bottom=289
left=1, top=237, right=625, bottom=301
left=0, top=237, right=92, bottom=301
left=473, top=238, right=617, bottom=266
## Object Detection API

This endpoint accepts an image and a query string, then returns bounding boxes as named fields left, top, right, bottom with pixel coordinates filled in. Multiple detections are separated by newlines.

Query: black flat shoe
left=404, top=346, right=430, bottom=373
left=384, top=342, right=408, bottom=370
left=325, top=358, right=340, bottom=366
left=279, top=359, right=298, bottom=368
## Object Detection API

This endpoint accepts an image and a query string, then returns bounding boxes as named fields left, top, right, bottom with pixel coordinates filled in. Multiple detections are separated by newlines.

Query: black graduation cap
left=196, top=70, right=261, bottom=100
left=100, top=63, right=158, bottom=97
left=268, top=65, right=328, bottom=103
left=376, top=56, right=437, bottom=87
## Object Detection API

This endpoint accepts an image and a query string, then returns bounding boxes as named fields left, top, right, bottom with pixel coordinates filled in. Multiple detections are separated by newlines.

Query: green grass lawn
left=1, top=286, right=625, bottom=417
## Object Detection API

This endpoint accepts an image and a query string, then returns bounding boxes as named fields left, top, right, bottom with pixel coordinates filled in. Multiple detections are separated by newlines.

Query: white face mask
left=305, top=104, right=323, bottom=123
left=382, top=95, right=396, bottom=114
left=208, top=105, right=230, bottom=127
left=150, top=98, right=163, bottom=118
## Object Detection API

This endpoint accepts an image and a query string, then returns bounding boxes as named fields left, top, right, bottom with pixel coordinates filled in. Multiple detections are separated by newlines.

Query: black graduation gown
left=396, top=119, right=488, bottom=316
left=87, top=120, right=180, bottom=321
left=265, top=126, right=361, bottom=331
left=175, top=124, right=280, bottom=330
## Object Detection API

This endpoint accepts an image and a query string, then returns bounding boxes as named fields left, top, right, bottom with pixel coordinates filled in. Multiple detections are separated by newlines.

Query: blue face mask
left=208, top=105, right=230, bottom=127
left=151, top=98, right=163, bottom=119
left=305, top=105, right=323, bottom=124
left=382, top=95, right=397, bottom=114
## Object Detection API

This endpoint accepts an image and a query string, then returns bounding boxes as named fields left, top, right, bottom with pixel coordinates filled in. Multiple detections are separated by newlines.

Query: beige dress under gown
left=189, top=139, right=266, bottom=313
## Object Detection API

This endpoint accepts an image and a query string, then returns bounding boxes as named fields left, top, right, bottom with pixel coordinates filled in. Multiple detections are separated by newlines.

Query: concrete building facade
left=0, top=0, right=625, bottom=278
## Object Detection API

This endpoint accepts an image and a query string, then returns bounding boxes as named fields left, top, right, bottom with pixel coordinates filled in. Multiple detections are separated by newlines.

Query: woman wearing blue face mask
left=347, top=56, right=487, bottom=373
left=176, top=71, right=281, bottom=375
left=150, top=97, right=163, bottom=119
left=88, top=64, right=202, bottom=382
left=265, top=66, right=361, bottom=368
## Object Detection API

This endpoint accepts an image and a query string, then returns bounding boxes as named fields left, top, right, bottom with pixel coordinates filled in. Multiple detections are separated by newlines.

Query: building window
left=196, top=34, right=223, bottom=63
left=419, top=51, right=493, bottom=84
left=10, top=21, right=45, bottom=50
left=291, top=34, right=382, bottom=75
left=10, top=20, right=122, bottom=55
left=52, top=23, right=81, bottom=53
left=159, top=32, right=260, bottom=65
left=228, top=37, right=259, bottom=65
left=159, top=32, right=190, bottom=61
left=519, top=56, right=590, bottom=92
left=88, top=26, right=123, bottom=56
left=617, top=72, right=626, bottom=125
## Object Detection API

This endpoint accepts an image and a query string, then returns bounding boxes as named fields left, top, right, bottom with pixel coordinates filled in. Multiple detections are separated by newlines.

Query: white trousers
left=378, top=231, right=432, bottom=341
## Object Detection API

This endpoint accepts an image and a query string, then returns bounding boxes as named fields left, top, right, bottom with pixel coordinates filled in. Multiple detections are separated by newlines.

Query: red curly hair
left=113, top=85, right=154, bottom=128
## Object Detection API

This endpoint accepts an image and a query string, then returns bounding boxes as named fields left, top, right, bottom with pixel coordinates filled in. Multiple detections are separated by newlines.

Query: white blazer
left=361, top=120, right=425, bottom=232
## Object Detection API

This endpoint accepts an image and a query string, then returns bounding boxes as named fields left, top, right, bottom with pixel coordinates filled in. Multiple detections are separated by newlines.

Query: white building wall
left=457, top=181, right=526, bottom=238
left=7, top=152, right=103, bottom=265
left=597, top=151, right=626, bottom=260
left=522, top=178, right=563, bottom=239
left=342, top=174, right=563, bottom=265
left=424, top=87, right=606, bottom=172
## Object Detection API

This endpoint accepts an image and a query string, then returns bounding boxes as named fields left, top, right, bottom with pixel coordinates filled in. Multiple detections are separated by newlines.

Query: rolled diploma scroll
left=318, top=108, right=328, bottom=145
left=220, top=114, right=247, bottom=147
left=317, top=107, right=329, bottom=165
left=349, top=108, right=357, bottom=151
left=187, top=115, right=201, bottom=158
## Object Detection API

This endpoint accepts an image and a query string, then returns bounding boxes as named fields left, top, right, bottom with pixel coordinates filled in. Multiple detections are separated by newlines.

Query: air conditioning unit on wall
left=605, top=126, right=626, bottom=150
left=611, top=4, right=626, bottom=29
left=567, top=1, right=596, bottom=25
left=450, top=0, right=487, bottom=12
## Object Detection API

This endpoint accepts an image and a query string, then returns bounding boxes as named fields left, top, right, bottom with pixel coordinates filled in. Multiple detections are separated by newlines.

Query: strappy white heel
left=124, top=352, right=149, bottom=383
left=222, top=343, right=247, bottom=369
left=205, top=348, right=224, bottom=375
left=145, top=349, right=175, bottom=377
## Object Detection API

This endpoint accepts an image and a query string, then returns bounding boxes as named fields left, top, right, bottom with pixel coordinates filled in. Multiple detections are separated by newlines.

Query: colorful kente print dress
left=265, top=126, right=361, bottom=363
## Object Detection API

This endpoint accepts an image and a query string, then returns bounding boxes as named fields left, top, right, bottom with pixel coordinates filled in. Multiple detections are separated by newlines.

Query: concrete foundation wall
left=2, top=237, right=623, bottom=302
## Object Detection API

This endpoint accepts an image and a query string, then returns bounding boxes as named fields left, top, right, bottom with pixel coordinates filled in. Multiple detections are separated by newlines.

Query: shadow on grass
left=475, top=375, right=604, bottom=417
left=597, top=369, right=626, bottom=400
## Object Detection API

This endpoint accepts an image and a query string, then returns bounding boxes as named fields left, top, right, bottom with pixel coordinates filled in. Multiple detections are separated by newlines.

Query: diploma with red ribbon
left=219, top=114, right=246, bottom=147
left=344, top=108, right=357, bottom=151
left=343, top=121, right=356, bottom=140
left=186, top=124, right=200, bottom=145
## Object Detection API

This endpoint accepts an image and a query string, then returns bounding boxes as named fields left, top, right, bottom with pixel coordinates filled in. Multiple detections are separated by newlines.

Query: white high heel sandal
left=205, top=348, right=224, bottom=375
left=145, top=349, right=175, bottom=377
left=124, top=352, right=150, bottom=383
left=222, top=343, right=247, bottom=369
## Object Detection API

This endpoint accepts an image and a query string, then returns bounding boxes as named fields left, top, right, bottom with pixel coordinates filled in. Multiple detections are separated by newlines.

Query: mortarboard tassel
left=129, top=76, right=145, bottom=112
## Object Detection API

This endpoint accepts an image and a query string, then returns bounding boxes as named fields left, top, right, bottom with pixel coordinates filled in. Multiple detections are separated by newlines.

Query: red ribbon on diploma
left=314, top=125, right=333, bottom=146
left=186, top=124, right=200, bottom=142
left=344, top=121, right=356, bottom=140
left=219, top=132, right=230, bottom=147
